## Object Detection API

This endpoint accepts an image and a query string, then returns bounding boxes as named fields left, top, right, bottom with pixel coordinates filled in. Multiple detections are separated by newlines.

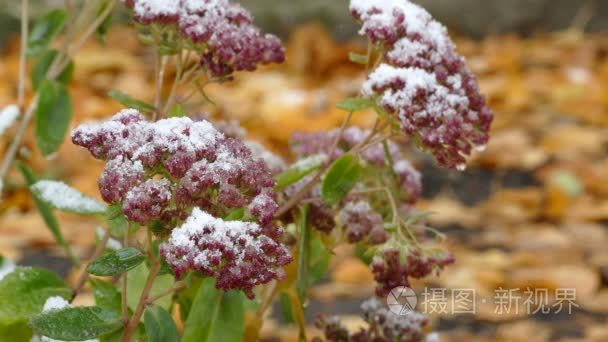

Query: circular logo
left=387, top=286, right=418, bottom=315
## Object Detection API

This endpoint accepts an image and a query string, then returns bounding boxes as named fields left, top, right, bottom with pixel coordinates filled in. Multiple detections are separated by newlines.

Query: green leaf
left=127, top=263, right=173, bottom=312
left=16, top=163, right=69, bottom=256
left=296, top=205, right=310, bottom=302
left=30, top=180, right=106, bottom=214
left=274, top=154, right=326, bottom=190
left=144, top=305, right=180, bottom=342
left=278, top=293, right=294, bottom=324
left=321, top=154, right=362, bottom=205
left=336, top=97, right=373, bottom=112
left=224, top=208, right=245, bottom=221
left=307, top=237, right=330, bottom=286
left=96, top=1, right=114, bottom=44
left=108, top=90, right=156, bottom=113
left=349, top=52, right=368, bottom=65
left=168, top=103, right=187, bottom=117
left=0, top=321, right=33, bottom=341
left=31, top=50, right=74, bottom=90
left=182, top=278, right=245, bottom=342
left=106, top=204, right=128, bottom=237
left=0, top=267, right=71, bottom=325
left=90, top=279, right=121, bottom=312
left=177, top=274, right=203, bottom=322
left=30, top=306, right=122, bottom=340
left=27, top=10, right=68, bottom=57
left=87, top=248, right=145, bottom=276
left=35, top=80, right=73, bottom=156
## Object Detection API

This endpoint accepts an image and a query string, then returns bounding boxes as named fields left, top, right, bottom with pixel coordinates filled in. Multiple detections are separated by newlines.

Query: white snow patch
left=0, top=104, right=19, bottom=136
left=31, top=180, right=106, bottom=214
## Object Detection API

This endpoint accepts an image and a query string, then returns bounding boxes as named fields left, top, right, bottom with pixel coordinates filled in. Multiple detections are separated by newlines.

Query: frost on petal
left=160, top=208, right=291, bottom=298
left=31, top=180, right=106, bottom=214
left=338, top=200, right=385, bottom=243
left=122, top=179, right=172, bottom=224
left=98, top=156, right=145, bottom=203
left=0, top=104, right=19, bottom=136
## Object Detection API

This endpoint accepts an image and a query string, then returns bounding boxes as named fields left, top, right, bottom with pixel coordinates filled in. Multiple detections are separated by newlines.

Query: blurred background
left=0, top=1, right=607, bottom=341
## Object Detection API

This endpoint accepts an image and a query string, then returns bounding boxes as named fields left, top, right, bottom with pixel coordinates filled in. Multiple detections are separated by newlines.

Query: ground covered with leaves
left=1, top=24, right=607, bottom=341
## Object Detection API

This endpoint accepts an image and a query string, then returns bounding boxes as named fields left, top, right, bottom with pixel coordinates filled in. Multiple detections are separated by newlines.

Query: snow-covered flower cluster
left=122, top=0, right=285, bottom=77
left=371, top=247, right=454, bottom=297
left=350, top=0, right=493, bottom=169
left=72, top=109, right=290, bottom=294
left=160, top=208, right=291, bottom=298
left=315, top=297, right=432, bottom=342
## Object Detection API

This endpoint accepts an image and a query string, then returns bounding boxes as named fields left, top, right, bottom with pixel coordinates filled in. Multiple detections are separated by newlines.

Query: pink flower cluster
left=122, top=0, right=285, bottom=77
left=160, top=208, right=291, bottom=298
left=315, top=297, right=430, bottom=342
left=350, top=0, right=493, bottom=169
left=371, top=247, right=454, bottom=297
left=72, top=109, right=291, bottom=294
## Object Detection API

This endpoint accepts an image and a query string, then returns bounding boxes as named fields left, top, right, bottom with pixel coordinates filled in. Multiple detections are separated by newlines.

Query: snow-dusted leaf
left=31, top=180, right=106, bottom=214
left=0, top=267, right=71, bottom=325
left=274, top=154, right=326, bottom=190
left=86, top=248, right=145, bottom=276
left=0, top=105, right=19, bottom=137
left=30, top=306, right=121, bottom=341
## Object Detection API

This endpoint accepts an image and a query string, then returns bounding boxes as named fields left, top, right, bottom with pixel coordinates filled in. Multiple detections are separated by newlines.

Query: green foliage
left=16, top=163, right=70, bottom=257
left=96, top=1, right=114, bottom=44
left=106, top=204, right=129, bottom=238
left=30, top=306, right=122, bottom=341
left=27, top=9, right=68, bottom=57
left=336, top=97, right=373, bottom=112
left=87, top=248, right=146, bottom=276
left=296, top=205, right=310, bottom=302
left=127, top=263, right=174, bottom=312
left=144, top=305, right=180, bottom=342
left=307, top=237, right=331, bottom=286
left=108, top=90, right=156, bottom=113
left=35, top=80, right=73, bottom=156
left=90, top=279, right=122, bottom=313
left=0, top=321, right=33, bottom=341
left=274, top=154, right=325, bottom=190
left=0, top=267, right=71, bottom=325
left=168, top=103, right=187, bottom=117
left=31, top=50, right=74, bottom=90
left=348, top=52, right=369, bottom=65
left=321, top=154, right=362, bottom=205
left=182, top=278, right=245, bottom=342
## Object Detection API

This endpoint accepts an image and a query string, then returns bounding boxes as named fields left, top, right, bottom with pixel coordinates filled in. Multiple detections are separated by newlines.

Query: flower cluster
left=371, top=247, right=454, bottom=297
left=314, top=298, right=432, bottom=342
left=72, top=109, right=290, bottom=294
left=160, top=208, right=291, bottom=298
left=123, top=0, right=285, bottom=77
left=350, top=0, right=493, bottom=169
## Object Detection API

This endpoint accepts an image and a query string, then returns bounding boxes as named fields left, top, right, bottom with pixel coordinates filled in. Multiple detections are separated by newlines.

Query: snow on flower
left=30, top=180, right=106, bottom=214
left=122, top=0, right=285, bottom=77
left=160, top=208, right=291, bottom=298
left=72, top=109, right=290, bottom=295
left=351, top=0, right=493, bottom=169
left=0, top=104, right=19, bottom=136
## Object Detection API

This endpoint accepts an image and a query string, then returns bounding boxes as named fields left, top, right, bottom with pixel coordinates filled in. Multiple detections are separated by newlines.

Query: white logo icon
left=387, top=286, right=418, bottom=315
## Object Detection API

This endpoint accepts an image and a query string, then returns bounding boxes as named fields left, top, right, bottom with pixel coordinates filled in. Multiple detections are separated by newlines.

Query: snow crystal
left=0, top=104, right=19, bottom=136
left=31, top=181, right=106, bottom=214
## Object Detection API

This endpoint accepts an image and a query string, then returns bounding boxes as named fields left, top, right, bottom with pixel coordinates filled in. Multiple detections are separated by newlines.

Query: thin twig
left=121, top=261, right=161, bottom=342
left=121, top=223, right=130, bottom=320
left=71, top=227, right=112, bottom=300
left=17, top=0, right=28, bottom=107
left=146, top=281, right=185, bottom=305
